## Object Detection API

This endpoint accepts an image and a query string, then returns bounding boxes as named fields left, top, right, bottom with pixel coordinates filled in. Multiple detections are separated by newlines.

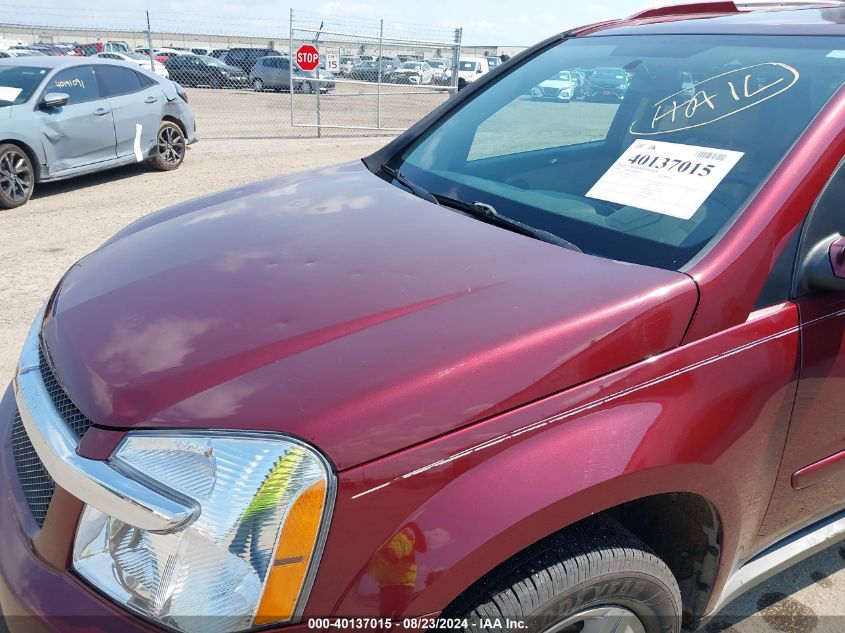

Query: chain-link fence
left=0, top=4, right=463, bottom=139
left=288, top=10, right=461, bottom=135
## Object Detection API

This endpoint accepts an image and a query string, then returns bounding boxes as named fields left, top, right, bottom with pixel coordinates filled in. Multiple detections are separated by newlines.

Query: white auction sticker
left=586, top=139, right=744, bottom=220
left=0, top=86, right=22, bottom=102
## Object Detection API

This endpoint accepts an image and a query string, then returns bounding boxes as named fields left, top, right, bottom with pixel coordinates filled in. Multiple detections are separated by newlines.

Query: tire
left=447, top=518, right=682, bottom=633
left=149, top=121, right=186, bottom=171
left=0, top=143, right=34, bottom=210
left=253, top=78, right=264, bottom=92
left=299, top=81, right=313, bottom=94
left=211, top=76, right=223, bottom=89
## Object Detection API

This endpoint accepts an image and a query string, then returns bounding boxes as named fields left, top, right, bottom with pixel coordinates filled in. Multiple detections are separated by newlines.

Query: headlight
left=73, top=431, right=333, bottom=633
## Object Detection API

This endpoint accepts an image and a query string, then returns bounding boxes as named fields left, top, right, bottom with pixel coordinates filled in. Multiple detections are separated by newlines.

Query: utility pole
left=146, top=11, right=156, bottom=73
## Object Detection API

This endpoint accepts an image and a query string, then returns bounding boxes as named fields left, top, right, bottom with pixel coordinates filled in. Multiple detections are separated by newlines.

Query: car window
left=48, top=65, right=98, bottom=104
left=0, top=65, right=48, bottom=106
left=137, top=72, right=156, bottom=88
left=95, top=65, right=143, bottom=97
left=395, top=34, right=845, bottom=271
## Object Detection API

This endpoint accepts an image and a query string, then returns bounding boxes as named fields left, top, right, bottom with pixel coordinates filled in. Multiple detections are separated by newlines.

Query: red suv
left=4, top=3, right=845, bottom=633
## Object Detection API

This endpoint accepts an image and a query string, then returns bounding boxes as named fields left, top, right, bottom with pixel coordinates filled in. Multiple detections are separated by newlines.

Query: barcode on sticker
left=695, top=150, right=728, bottom=161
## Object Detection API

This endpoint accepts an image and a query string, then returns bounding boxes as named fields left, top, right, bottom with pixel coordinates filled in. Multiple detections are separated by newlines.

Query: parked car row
left=527, top=66, right=632, bottom=103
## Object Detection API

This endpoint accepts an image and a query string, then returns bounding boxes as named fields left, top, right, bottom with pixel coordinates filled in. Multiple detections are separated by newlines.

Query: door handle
left=93, top=107, right=111, bottom=116
left=144, top=96, right=158, bottom=103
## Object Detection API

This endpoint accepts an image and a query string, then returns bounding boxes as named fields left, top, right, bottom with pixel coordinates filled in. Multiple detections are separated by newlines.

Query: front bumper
left=0, top=383, right=145, bottom=632
left=586, top=87, right=625, bottom=100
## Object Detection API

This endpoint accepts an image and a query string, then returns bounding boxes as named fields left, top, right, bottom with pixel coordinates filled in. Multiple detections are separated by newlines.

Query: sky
left=3, top=0, right=693, bottom=46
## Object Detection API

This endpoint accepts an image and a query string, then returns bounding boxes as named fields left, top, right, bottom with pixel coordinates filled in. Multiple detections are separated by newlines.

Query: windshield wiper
left=433, top=194, right=582, bottom=253
left=379, top=165, right=581, bottom=252
left=380, top=165, right=440, bottom=204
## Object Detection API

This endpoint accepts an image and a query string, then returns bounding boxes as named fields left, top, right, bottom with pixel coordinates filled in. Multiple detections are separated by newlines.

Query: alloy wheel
left=157, top=126, right=186, bottom=167
left=0, top=149, right=32, bottom=203
left=543, top=606, right=647, bottom=633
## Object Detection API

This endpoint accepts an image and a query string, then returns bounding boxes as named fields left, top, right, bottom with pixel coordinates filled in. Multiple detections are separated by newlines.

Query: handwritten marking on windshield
left=631, top=63, right=799, bottom=136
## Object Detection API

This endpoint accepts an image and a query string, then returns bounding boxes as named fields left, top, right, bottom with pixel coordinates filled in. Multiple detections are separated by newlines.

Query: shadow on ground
left=705, top=543, right=845, bottom=632
left=32, top=163, right=153, bottom=201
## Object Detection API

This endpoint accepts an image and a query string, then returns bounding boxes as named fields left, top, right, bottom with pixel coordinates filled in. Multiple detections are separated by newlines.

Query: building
left=460, top=45, right=527, bottom=59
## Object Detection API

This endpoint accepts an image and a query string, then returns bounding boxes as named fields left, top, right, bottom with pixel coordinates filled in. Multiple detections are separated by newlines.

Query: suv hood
left=41, top=161, right=698, bottom=470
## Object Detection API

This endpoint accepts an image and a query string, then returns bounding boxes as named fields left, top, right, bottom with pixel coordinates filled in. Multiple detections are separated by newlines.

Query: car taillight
left=176, top=83, right=188, bottom=103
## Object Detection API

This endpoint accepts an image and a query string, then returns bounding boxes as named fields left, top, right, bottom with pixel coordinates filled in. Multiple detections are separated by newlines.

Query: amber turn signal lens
left=254, top=479, right=328, bottom=625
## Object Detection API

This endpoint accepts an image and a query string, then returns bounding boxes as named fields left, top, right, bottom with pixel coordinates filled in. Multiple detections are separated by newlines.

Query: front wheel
left=298, top=80, right=313, bottom=94
left=149, top=121, right=186, bottom=171
left=0, top=144, right=34, bottom=209
left=253, top=78, right=264, bottom=92
left=448, top=518, right=682, bottom=633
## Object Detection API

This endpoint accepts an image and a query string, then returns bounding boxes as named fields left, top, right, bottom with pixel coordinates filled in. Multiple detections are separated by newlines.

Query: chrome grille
left=39, top=347, right=94, bottom=439
left=11, top=408, right=55, bottom=527
left=9, top=347, right=94, bottom=527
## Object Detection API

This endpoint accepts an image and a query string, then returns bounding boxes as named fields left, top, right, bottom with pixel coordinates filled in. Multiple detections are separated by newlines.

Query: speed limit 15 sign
left=296, top=44, right=320, bottom=71
left=325, top=47, right=340, bottom=73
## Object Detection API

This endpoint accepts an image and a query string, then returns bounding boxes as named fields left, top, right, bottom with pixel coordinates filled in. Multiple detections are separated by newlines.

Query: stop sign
left=296, top=44, right=320, bottom=71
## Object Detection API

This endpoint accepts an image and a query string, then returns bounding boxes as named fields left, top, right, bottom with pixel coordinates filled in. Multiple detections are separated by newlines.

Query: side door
left=757, top=160, right=845, bottom=545
left=265, top=58, right=284, bottom=87
left=165, top=57, right=186, bottom=83
left=184, top=57, right=207, bottom=85
left=36, top=64, right=117, bottom=173
left=94, top=65, right=161, bottom=161
left=276, top=57, right=293, bottom=89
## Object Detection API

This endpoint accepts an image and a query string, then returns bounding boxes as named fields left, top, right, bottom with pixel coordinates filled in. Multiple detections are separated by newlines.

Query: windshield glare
left=395, top=35, right=845, bottom=270
left=0, top=66, right=47, bottom=106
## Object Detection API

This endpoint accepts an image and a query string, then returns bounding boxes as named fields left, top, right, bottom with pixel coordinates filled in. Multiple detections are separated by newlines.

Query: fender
left=0, top=134, right=44, bottom=179
left=303, top=303, right=800, bottom=619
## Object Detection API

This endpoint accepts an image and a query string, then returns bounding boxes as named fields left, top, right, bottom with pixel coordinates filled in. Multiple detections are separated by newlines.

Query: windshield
left=0, top=65, right=47, bottom=106
left=460, top=61, right=477, bottom=71
left=393, top=35, right=845, bottom=270
left=198, top=55, right=224, bottom=66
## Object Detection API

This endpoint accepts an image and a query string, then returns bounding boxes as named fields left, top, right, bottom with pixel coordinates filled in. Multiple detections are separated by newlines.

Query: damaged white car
left=0, top=57, right=197, bottom=209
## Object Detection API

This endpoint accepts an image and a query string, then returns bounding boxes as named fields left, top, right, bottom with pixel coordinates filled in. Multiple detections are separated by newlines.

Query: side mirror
left=803, top=235, right=845, bottom=292
left=40, top=92, right=69, bottom=109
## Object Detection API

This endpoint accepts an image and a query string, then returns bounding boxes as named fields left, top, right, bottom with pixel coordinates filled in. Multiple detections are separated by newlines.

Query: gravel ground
left=0, top=137, right=843, bottom=631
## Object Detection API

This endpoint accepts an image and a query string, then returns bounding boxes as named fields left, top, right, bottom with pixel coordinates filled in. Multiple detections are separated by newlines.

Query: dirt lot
left=188, top=82, right=453, bottom=138
left=1, top=136, right=844, bottom=629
